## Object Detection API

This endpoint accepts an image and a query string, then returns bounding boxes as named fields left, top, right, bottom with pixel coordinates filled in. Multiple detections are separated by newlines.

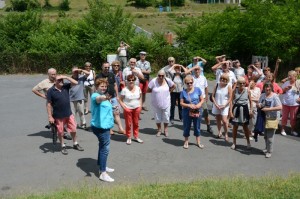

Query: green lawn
left=14, top=174, right=300, bottom=199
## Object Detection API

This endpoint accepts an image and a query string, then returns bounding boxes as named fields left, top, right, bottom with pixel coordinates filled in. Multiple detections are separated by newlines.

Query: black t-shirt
left=47, top=83, right=72, bottom=119
left=95, top=72, right=116, bottom=97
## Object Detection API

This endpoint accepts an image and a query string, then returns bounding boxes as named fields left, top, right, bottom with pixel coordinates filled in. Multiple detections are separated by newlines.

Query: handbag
left=265, top=119, right=278, bottom=129
left=210, top=83, right=218, bottom=102
left=188, top=93, right=200, bottom=118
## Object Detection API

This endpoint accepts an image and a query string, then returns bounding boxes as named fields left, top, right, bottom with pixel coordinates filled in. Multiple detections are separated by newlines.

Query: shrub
left=10, top=0, right=41, bottom=12
left=59, top=0, right=70, bottom=11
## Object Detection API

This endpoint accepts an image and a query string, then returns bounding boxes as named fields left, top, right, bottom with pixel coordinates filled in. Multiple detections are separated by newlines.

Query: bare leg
left=216, top=115, right=222, bottom=136
left=222, top=115, right=228, bottom=140
left=114, top=112, right=124, bottom=133
left=242, top=124, right=251, bottom=145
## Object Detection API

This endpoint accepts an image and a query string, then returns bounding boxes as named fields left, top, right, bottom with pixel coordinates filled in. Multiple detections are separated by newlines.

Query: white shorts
left=212, top=104, right=229, bottom=116
left=154, top=106, right=170, bottom=124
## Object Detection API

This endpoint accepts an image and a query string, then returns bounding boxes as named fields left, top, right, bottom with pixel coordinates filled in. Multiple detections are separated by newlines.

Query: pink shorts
left=55, top=115, right=77, bottom=135
left=139, top=81, right=149, bottom=94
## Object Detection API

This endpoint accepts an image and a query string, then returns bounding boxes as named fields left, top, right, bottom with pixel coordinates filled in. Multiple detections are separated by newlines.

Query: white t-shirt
left=193, top=75, right=207, bottom=98
left=216, top=69, right=237, bottom=87
left=120, top=86, right=141, bottom=109
left=148, top=77, right=174, bottom=109
left=118, top=47, right=127, bottom=57
left=122, top=67, right=143, bottom=86
left=281, top=81, right=300, bottom=106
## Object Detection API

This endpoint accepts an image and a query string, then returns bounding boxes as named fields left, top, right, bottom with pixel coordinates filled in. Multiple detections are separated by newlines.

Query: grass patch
left=15, top=174, right=300, bottom=199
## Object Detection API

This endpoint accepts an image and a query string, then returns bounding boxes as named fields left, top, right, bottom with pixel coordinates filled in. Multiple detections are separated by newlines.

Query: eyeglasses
left=158, top=75, right=164, bottom=78
left=186, top=82, right=193, bottom=85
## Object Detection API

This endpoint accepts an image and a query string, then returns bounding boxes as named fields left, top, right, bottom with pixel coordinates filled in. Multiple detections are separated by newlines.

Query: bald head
left=47, top=68, right=57, bottom=82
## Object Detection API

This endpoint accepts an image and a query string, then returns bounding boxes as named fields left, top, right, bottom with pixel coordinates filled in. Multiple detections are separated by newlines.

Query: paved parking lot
left=0, top=75, right=299, bottom=198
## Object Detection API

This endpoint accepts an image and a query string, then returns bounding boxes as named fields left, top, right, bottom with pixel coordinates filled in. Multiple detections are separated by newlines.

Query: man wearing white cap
left=136, top=51, right=151, bottom=111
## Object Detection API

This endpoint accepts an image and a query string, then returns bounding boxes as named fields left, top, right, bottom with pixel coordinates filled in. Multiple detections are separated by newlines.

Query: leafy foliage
left=59, top=0, right=70, bottom=11
left=176, top=0, right=300, bottom=76
left=10, top=0, right=40, bottom=12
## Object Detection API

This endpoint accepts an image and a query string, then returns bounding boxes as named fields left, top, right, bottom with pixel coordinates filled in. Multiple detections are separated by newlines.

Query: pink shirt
left=256, top=82, right=283, bottom=94
left=148, top=77, right=174, bottom=109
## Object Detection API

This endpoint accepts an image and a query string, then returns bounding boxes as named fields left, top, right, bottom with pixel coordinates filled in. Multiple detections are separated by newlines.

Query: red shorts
left=139, top=80, right=148, bottom=94
left=55, top=114, right=77, bottom=135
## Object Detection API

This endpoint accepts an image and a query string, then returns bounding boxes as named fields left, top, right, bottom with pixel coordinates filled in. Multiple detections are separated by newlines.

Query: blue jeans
left=182, top=109, right=202, bottom=137
left=91, top=126, right=110, bottom=172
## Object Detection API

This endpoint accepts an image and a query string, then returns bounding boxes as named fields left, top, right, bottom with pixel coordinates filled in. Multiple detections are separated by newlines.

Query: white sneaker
left=262, top=149, right=267, bottom=154
left=126, top=138, right=132, bottom=145
left=265, top=153, right=272, bottom=158
left=292, top=131, right=298, bottom=136
left=99, top=173, right=114, bottom=182
left=249, top=137, right=254, bottom=141
left=106, top=167, right=115, bottom=173
left=281, top=131, right=287, bottom=136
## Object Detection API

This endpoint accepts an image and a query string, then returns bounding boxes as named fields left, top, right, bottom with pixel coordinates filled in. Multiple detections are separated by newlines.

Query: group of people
left=32, top=51, right=300, bottom=182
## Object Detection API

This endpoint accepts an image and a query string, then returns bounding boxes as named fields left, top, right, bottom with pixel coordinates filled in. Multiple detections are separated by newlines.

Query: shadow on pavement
left=27, top=131, right=51, bottom=139
left=162, top=138, right=183, bottom=147
left=39, top=142, right=60, bottom=153
left=76, top=158, right=98, bottom=177
left=110, top=134, right=126, bottom=142
left=234, top=145, right=263, bottom=156
left=209, top=139, right=231, bottom=147
left=139, top=127, right=157, bottom=135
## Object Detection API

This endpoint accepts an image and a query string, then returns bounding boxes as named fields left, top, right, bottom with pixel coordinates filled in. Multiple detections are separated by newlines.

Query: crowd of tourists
left=32, top=47, right=300, bottom=182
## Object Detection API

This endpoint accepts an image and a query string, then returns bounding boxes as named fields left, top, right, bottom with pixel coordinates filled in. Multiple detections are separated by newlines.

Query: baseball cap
left=140, top=51, right=147, bottom=55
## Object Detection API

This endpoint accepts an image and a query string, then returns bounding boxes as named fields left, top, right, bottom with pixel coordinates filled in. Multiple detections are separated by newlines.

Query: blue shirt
left=180, top=87, right=202, bottom=112
left=47, top=83, right=72, bottom=119
left=187, top=61, right=204, bottom=76
left=91, top=93, right=114, bottom=129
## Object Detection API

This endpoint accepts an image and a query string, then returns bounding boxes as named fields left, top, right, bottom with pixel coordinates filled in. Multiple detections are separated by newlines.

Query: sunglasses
left=239, top=82, right=246, bottom=85
left=158, top=75, right=164, bottom=77
left=220, top=78, right=228, bottom=82
left=128, top=80, right=135, bottom=82
left=104, top=67, right=110, bottom=69
left=186, top=82, right=193, bottom=85
left=130, top=62, right=136, bottom=64
left=168, top=60, right=174, bottom=62
left=113, top=65, right=120, bottom=67
left=263, top=69, right=270, bottom=72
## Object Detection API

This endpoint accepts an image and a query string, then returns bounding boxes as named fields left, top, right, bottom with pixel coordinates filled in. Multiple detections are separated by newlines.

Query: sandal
left=183, top=142, right=189, bottom=149
left=156, top=131, right=162, bottom=137
left=197, top=143, right=204, bottom=149
left=225, top=135, right=229, bottom=142
left=164, top=131, right=168, bottom=137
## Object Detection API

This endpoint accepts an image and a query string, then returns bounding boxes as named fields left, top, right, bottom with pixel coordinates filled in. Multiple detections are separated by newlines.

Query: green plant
left=10, top=0, right=40, bottom=12
left=59, top=0, right=70, bottom=11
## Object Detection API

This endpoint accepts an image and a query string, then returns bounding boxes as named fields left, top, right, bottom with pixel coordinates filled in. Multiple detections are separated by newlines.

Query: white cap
left=139, top=51, right=147, bottom=55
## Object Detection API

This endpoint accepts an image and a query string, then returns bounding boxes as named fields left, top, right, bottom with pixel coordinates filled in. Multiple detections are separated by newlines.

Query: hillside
left=0, top=0, right=236, bottom=33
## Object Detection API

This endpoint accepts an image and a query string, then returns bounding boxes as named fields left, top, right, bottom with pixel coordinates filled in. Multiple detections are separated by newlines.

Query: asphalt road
left=1, top=75, right=299, bottom=198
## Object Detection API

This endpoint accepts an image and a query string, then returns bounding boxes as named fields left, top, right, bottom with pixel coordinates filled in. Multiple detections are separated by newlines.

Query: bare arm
left=47, top=101, right=54, bottom=124
left=273, top=58, right=281, bottom=82
left=185, top=65, right=200, bottom=75
left=32, top=88, right=46, bottom=99
left=197, top=56, right=207, bottom=65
